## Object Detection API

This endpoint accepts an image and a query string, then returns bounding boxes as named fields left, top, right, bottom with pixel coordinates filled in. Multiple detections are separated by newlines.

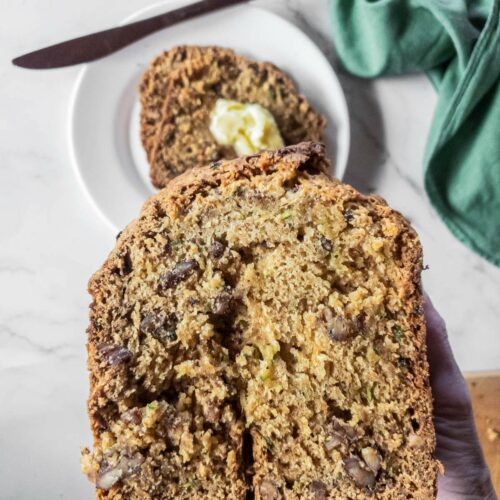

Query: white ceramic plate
left=69, top=0, right=350, bottom=231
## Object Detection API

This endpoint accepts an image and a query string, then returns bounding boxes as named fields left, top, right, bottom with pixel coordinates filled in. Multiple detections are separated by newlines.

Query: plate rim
left=68, top=0, right=350, bottom=231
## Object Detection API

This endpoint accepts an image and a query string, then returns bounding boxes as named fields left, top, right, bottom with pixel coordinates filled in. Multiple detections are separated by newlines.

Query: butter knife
left=12, top=0, right=248, bottom=69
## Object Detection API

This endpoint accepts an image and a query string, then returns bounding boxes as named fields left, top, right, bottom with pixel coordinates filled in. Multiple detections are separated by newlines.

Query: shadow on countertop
left=274, top=0, right=387, bottom=194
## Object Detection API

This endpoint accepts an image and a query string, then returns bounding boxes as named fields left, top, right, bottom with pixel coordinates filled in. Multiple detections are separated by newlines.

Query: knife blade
left=12, top=0, right=249, bottom=69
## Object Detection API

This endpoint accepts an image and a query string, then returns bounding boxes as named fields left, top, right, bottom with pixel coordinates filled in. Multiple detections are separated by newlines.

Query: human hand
left=425, top=295, right=497, bottom=499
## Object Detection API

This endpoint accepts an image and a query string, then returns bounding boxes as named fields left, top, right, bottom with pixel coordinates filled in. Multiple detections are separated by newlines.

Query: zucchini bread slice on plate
left=140, top=46, right=326, bottom=188
left=81, top=142, right=438, bottom=499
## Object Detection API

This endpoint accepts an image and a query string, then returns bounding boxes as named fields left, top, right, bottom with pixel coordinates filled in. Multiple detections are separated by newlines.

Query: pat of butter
left=209, top=99, right=284, bottom=156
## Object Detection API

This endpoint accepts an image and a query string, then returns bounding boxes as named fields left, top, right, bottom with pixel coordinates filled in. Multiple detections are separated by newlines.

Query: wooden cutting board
left=466, top=372, right=500, bottom=494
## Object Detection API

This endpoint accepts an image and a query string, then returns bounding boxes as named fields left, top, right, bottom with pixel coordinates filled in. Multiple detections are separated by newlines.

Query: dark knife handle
left=13, top=0, right=249, bottom=69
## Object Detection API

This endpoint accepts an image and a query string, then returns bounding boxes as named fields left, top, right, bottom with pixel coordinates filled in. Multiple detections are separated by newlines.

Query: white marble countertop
left=1, top=0, right=499, bottom=498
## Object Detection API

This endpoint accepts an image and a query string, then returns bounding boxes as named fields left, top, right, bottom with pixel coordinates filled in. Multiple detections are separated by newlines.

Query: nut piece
left=324, top=435, right=342, bottom=450
left=320, top=237, right=333, bottom=252
left=121, top=408, right=142, bottom=425
left=140, top=312, right=178, bottom=343
left=343, top=209, right=354, bottom=223
left=208, top=240, right=225, bottom=259
left=361, top=447, right=381, bottom=473
left=343, top=458, right=376, bottom=488
left=327, top=421, right=359, bottom=448
left=160, top=260, right=199, bottom=289
left=98, top=344, right=132, bottom=366
left=259, top=478, right=280, bottom=499
left=322, top=308, right=355, bottom=342
left=212, top=288, right=234, bottom=316
left=156, top=328, right=177, bottom=343
left=140, top=313, right=163, bottom=335
left=309, top=480, right=327, bottom=499
left=328, top=316, right=353, bottom=342
left=96, top=453, right=145, bottom=490
left=96, top=463, right=122, bottom=490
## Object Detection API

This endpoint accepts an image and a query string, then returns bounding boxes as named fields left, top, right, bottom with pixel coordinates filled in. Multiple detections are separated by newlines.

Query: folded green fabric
left=330, top=0, right=500, bottom=266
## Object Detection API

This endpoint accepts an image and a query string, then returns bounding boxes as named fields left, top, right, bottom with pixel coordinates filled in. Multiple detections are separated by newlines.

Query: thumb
left=424, top=293, right=471, bottom=415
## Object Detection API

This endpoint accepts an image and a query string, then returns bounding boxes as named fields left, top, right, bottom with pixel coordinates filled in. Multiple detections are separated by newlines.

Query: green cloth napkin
left=330, top=0, right=500, bottom=266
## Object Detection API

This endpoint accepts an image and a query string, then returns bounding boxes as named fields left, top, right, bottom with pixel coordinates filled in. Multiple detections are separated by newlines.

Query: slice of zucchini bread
left=81, top=142, right=438, bottom=499
left=145, top=47, right=326, bottom=188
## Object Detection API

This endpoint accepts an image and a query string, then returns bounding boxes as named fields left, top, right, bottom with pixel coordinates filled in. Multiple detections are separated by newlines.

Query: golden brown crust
left=84, top=142, right=437, bottom=499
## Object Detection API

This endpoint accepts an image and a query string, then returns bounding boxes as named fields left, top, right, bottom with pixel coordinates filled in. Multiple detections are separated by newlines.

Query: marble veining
left=1, top=0, right=499, bottom=498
